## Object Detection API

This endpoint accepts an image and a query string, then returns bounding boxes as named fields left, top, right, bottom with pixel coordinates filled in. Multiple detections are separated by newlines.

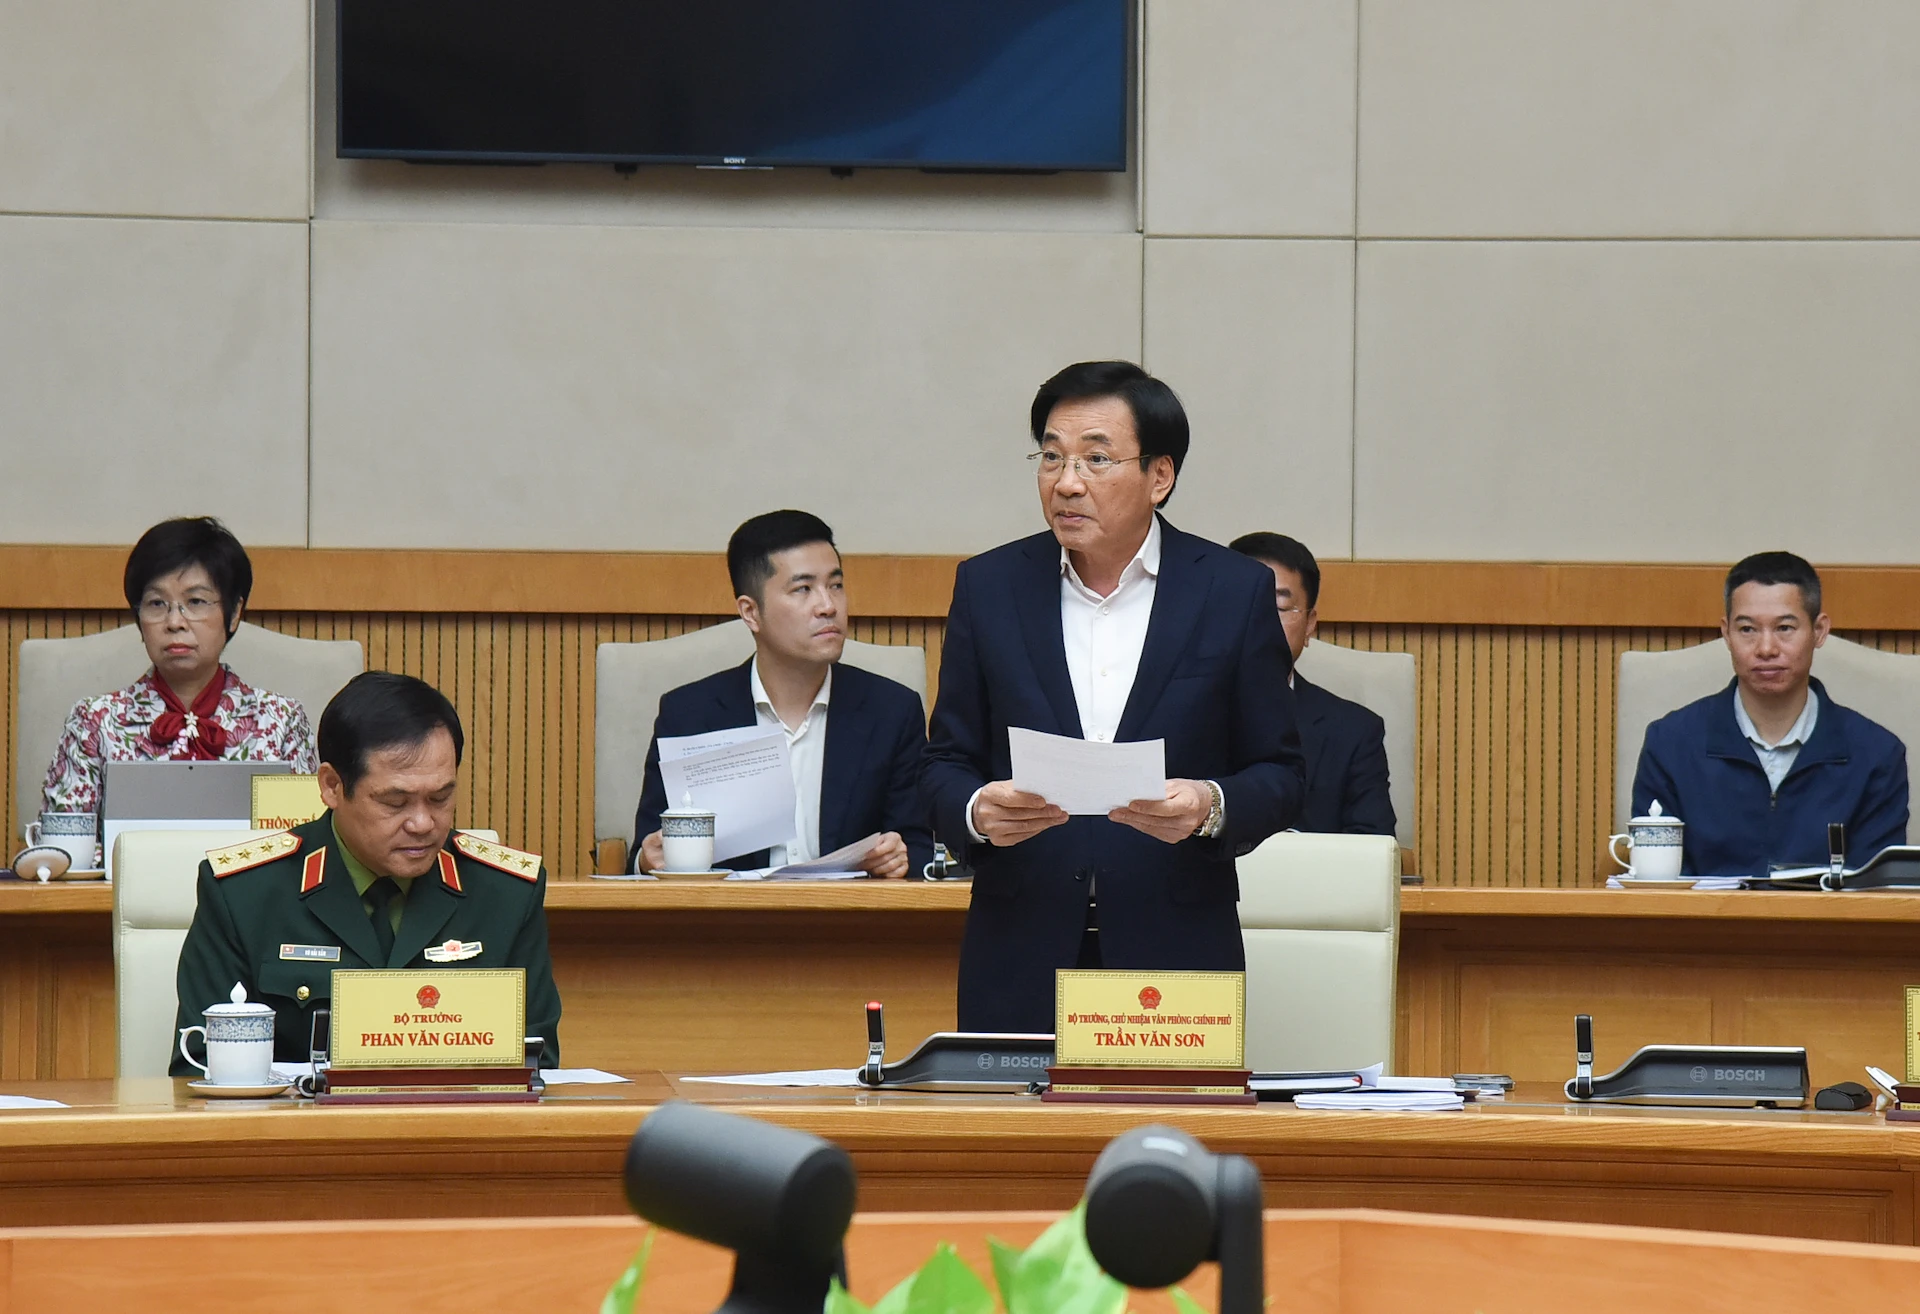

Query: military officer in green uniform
left=171, top=672, right=562, bottom=1074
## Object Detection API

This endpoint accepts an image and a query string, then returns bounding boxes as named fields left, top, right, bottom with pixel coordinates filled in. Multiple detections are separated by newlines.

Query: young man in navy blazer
left=924, top=361, right=1307, bottom=1034
left=1632, top=551, right=1908, bottom=876
left=632, top=511, right=933, bottom=878
left=1230, top=532, right=1396, bottom=838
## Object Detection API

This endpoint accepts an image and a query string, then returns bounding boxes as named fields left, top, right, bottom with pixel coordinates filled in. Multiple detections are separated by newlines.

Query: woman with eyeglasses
left=41, top=517, right=317, bottom=814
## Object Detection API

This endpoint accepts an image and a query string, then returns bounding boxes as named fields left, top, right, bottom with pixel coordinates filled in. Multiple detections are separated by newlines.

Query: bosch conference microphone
left=1083, top=1125, right=1265, bottom=1314
left=624, top=1101, right=856, bottom=1314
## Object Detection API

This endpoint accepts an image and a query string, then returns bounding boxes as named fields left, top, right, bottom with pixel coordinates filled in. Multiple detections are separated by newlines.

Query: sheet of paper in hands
left=770, top=832, right=880, bottom=880
left=1008, top=726, right=1167, bottom=815
left=657, top=726, right=797, bottom=860
left=725, top=834, right=881, bottom=881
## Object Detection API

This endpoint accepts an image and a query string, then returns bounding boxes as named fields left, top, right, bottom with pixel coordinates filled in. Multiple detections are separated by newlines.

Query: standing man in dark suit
left=924, top=361, right=1307, bottom=1033
left=632, top=510, right=933, bottom=878
left=1230, top=532, right=1396, bottom=838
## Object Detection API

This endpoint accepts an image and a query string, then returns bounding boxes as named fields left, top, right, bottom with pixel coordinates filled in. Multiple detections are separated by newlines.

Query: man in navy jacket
left=1631, top=552, right=1908, bottom=876
left=633, top=511, right=933, bottom=878
left=924, top=362, right=1307, bottom=1033
left=1230, top=531, right=1395, bottom=837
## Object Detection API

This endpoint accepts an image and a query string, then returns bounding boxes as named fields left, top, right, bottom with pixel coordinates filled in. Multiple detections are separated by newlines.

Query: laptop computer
left=101, top=760, right=295, bottom=881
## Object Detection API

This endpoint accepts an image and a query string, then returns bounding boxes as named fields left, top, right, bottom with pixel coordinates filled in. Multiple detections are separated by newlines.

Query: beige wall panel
left=1353, top=240, right=1920, bottom=562
left=1143, top=238, right=1354, bottom=551
left=1144, top=0, right=1356, bottom=237
left=0, top=0, right=308, bottom=221
left=0, top=216, right=310, bottom=546
left=311, top=1, right=1132, bottom=234
left=309, top=222, right=1142, bottom=553
left=1359, top=0, right=1920, bottom=238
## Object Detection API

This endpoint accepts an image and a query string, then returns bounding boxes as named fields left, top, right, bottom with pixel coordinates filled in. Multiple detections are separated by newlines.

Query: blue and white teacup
left=1609, top=812, right=1685, bottom=879
left=178, top=983, right=275, bottom=1085
left=660, top=800, right=717, bottom=873
left=25, top=811, right=96, bottom=872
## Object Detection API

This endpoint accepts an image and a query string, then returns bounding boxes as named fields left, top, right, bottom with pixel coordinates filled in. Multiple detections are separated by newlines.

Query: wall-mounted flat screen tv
left=337, top=0, right=1130, bottom=171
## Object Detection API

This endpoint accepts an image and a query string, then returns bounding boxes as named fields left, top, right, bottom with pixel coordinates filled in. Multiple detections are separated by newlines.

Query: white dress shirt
left=750, top=658, right=832, bottom=866
left=1733, top=687, right=1819, bottom=794
left=1060, top=516, right=1161, bottom=743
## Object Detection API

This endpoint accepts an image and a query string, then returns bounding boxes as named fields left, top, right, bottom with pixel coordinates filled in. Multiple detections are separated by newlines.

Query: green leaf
left=827, top=1277, right=873, bottom=1314
left=599, top=1229, right=654, bottom=1314
left=903, top=1244, right=995, bottom=1314
left=1005, top=1204, right=1127, bottom=1314
left=870, top=1270, right=918, bottom=1314
left=1168, top=1288, right=1207, bottom=1314
left=986, top=1237, right=1025, bottom=1312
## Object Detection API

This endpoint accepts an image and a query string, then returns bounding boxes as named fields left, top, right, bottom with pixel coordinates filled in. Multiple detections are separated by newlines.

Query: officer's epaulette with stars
left=206, top=831, right=303, bottom=878
left=452, top=831, right=542, bottom=882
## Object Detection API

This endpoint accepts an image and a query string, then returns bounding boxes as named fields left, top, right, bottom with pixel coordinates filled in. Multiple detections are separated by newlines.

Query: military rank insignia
left=206, top=831, right=302, bottom=878
left=452, top=832, right=542, bottom=882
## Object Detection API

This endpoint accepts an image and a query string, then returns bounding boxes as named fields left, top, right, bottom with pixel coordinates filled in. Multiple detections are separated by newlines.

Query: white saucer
left=650, top=869, right=730, bottom=882
left=188, top=1078, right=292, bottom=1099
left=1610, top=876, right=1696, bottom=889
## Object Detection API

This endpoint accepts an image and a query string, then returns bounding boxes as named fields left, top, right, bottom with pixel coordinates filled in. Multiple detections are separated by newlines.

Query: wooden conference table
left=0, top=1075, right=1916, bottom=1247
left=6, top=879, right=1919, bottom=1092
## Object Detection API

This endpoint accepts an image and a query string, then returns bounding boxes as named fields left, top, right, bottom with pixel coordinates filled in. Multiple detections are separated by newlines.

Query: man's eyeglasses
left=1028, top=449, right=1148, bottom=480
left=139, top=597, right=221, bottom=624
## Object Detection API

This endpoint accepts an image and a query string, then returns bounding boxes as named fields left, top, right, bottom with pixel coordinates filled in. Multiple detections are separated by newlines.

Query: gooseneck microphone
left=1083, top=1125, right=1265, bottom=1314
left=861, top=1001, right=886, bottom=1087
left=624, top=1101, right=857, bottom=1314
left=1573, top=1014, right=1595, bottom=1099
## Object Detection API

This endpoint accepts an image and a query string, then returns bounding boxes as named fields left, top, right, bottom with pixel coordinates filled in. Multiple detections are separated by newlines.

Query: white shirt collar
left=750, top=656, right=832, bottom=727
left=1060, top=515, right=1162, bottom=598
left=1733, top=685, right=1819, bottom=750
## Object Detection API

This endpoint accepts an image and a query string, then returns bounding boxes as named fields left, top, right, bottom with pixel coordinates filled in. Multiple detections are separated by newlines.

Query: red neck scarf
left=148, top=668, right=232, bottom=760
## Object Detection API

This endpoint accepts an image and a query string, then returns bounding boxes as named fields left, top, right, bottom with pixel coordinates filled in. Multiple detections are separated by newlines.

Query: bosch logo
left=977, top=1053, right=994, bottom=1070
left=1689, top=1066, right=1708, bottom=1083
left=1714, top=1068, right=1766, bottom=1083
left=998, top=1054, right=1047, bottom=1068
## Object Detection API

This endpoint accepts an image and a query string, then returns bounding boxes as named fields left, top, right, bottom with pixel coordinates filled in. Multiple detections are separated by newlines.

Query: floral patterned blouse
left=41, top=666, right=318, bottom=815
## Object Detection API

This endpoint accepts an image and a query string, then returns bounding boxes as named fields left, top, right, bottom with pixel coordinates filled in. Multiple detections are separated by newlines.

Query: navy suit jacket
left=633, top=659, right=934, bottom=876
left=924, top=517, right=1308, bottom=1033
left=1632, top=677, right=1908, bottom=877
left=1294, top=674, right=1397, bottom=837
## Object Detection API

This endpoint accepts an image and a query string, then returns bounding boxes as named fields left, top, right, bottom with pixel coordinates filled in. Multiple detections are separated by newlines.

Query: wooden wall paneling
left=2, top=604, right=1913, bottom=884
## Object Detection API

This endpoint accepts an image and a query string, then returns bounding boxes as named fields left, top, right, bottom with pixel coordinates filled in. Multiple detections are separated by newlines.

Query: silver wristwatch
left=1194, top=780, right=1225, bottom=839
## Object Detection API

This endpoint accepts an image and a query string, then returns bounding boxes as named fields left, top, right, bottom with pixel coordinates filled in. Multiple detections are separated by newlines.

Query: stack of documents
left=1293, top=1089, right=1465, bottom=1111
left=1249, top=1062, right=1382, bottom=1098
left=725, top=835, right=882, bottom=882
left=1293, top=1073, right=1465, bottom=1111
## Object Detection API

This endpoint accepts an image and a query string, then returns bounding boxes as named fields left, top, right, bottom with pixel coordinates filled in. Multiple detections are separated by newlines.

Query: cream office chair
left=1294, top=641, right=1418, bottom=850
left=16, top=623, right=364, bottom=835
left=1236, top=831, right=1400, bottom=1074
left=1616, top=635, right=1920, bottom=841
left=115, top=825, right=501, bottom=1079
left=593, top=619, right=927, bottom=868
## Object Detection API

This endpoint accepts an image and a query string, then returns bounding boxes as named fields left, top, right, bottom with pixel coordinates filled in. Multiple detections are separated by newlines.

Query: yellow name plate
left=1054, top=969, right=1246, bottom=1069
left=251, top=773, right=325, bottom=830
left=1906, top=985, right=1920, bottom=1083
left=330, top=968, right=526, bottom=1069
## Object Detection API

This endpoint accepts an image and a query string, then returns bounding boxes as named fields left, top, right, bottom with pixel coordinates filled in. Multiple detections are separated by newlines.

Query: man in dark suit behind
left=924, top=361, right=1307, bottom=1033
left=633, top=510, right=933, bottom=878
left=1230, top=532, right=1396, bottom=838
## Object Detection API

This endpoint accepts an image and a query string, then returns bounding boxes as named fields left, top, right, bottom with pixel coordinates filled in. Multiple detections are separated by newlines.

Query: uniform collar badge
left=423, top=939, right=482, bottom=963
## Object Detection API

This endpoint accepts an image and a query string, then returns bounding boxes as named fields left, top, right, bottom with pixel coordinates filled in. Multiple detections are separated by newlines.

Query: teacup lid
left=205, top=982, right=273, bottom=1016
left=661, top=791, right=714, bottom=819
left=1630, top=799, right=1683, bottom=827
left=11, top=845, right=71, bottom=881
